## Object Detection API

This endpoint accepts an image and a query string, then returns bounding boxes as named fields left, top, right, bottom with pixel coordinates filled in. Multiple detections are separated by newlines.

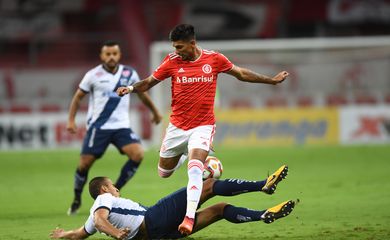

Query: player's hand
left=116, top=228, right=130, bottom=239
left=152, top=112, right=163, bottom=125
left=272, top=71, right=289, bottom=84
left=116, top=86, right=131, bottom=96
left=50, top=227, right=65, bottom=239
left=66, top=121, right=77, bottom=134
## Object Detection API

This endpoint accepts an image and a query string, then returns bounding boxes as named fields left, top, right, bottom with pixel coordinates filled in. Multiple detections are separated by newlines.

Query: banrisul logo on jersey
left=176, top=75, right=213, bottom=83
left=176, top=64, right=213, bottom=84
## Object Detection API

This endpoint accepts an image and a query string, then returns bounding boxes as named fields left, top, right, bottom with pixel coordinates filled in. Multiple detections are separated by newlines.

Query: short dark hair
left=169, top=24, right=195, bottom=42
left=102, top=40, right=119, bottom=48
left=89, top=176, right=108, bottom=199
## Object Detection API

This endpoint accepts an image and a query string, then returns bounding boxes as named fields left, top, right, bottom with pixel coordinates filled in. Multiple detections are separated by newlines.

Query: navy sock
left=115, top=159, right=140, bottom=189
left=223, top=205, right=265, bottom=223
left=213, top=179, right=267, bottom=196
left=74, top=168, right=88, bottom=201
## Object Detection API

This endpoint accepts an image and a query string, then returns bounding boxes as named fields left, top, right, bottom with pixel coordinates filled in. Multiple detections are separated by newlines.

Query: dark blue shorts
left=144, top=187, right=188, bottom=239
left=81, top=128, right=140, bottom=158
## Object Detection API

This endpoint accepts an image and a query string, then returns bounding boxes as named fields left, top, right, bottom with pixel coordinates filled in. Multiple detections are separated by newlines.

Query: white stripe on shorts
left=88, top=128, right=96, bottom=147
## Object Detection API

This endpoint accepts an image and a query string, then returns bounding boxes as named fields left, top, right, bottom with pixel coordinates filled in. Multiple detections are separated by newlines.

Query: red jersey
left=152, top=49, right=233, bottom=130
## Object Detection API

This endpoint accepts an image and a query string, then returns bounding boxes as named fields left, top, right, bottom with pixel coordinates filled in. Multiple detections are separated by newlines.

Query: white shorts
left=159, top=123, right=216, bottom=158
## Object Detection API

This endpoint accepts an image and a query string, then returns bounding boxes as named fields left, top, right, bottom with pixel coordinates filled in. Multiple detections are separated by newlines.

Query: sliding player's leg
left=192, top=200, right=295, bottom=234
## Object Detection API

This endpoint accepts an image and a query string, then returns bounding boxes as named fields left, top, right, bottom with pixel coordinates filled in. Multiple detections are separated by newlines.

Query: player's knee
left=129, top=151, right=144, bottom=162
left=158, top=165, right=174, bottom=178
left=214, top=202, right=229, bottom=217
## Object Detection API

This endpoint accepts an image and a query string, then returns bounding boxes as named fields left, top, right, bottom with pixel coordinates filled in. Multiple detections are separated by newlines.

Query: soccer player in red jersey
left=117, top=24, right=289, bottom=235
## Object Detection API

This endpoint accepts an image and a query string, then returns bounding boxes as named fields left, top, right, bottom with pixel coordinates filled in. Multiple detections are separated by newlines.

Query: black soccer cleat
left=261, top=165, right=288, bottom=194
left=261, top=200, right=295, bottom=224
left=67, top=199, right=81, bottom=215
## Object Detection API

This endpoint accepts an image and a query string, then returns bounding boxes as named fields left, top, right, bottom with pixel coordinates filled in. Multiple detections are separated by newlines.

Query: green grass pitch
left=1, top=145, right=390, bottom=239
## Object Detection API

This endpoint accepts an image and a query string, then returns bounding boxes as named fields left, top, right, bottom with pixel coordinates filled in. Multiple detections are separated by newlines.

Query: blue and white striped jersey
left=79, top=64, right=140, bottom=130
left=84, top=193, right=146, bottom=239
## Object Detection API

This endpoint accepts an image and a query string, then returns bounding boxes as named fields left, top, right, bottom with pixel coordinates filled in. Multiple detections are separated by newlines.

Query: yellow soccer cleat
left=262, top=165, right=288, bottom=194
left=261, top=200, right=295, bottom=224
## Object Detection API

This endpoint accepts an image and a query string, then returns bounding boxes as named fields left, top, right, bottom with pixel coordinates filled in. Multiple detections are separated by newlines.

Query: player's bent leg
left=217, top=201, right=295, bottom=225
left=158, top=155, right=181, bottom=178
left=262, top=165, right=288, bottom=195
left=193, top=200, right=294, bottom=234
left=192, top=200, right=295, bottom=234
left=261, top=200, right=295, bottom=223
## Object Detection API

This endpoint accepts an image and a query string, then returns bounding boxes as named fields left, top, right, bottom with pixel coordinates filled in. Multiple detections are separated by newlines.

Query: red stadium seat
left=326, top=94, right=348, bottom=106
left=265, top=97, right=288, bottom=108
left=354, top=94, right=377, bottom=105
left=297, top=96, right=313, bottom=107
left=39, top=104, right=62, bottom=112
left=385, top=94, right=390, bottom=105
left=9, top=104, right=32, bottom=113
left=230, top=99, right=253, bottom=109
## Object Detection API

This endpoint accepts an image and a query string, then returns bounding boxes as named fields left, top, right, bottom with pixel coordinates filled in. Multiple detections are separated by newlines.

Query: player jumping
left=116, top=24, right=289, bottom=235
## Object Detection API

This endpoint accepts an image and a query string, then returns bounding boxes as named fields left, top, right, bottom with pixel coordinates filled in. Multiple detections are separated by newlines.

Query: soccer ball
left=202, top=156, right=223, bottom=180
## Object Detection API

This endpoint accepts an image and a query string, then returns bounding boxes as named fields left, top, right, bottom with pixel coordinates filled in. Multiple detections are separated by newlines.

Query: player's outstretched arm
left=116, top=76, right=160, bottom=96
left=50, top=226, right=89, bottom=239
left=226, top=65, right=289, bottom=85
left=94, top=208, right=130, bottom=240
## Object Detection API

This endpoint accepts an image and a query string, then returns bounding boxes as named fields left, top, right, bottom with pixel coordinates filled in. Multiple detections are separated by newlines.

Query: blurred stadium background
left=1, top=0, right=390, bottom=148
left=1, top=0, right=390, bottom=239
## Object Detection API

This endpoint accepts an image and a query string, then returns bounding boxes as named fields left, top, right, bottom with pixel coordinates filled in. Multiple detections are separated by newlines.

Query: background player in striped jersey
left=67, top=40, right=162, bottom=215
left=50, top=166, right=294, bottom=239
left=116, top=24, right=289, bottom=234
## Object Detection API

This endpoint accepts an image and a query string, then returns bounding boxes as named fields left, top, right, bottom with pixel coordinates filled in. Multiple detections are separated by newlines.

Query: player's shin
left=213, top=179, right=266, bottom=196
left=74, top=168, right=88, bottom=199
left=185, top=159, right=204, bottom=218
left=223, top=204, right=264, bottom=223
left=115, top=159, right=140, bottom=189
